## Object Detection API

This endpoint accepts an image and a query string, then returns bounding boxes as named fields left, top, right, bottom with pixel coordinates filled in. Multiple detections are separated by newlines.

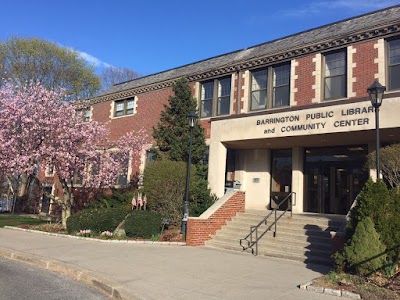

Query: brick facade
left=186, top=191, right=245, bottom=246
left=93, top=88, right=173, bottom=142
left=294, top=55, right=316, bottom=106
left=352, top=40, right=379, bottom=98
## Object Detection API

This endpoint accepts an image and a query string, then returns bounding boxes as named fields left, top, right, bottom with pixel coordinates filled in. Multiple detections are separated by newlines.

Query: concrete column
left=292, top=147, right=304, bottom=213
left=243, top=149, right=270, bottom=210
left=208, top=141, right=227, bottom=198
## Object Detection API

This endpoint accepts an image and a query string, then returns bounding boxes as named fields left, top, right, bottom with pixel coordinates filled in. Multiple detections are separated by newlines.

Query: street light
left=367, top=80, right=386, bottom=180
left=181, top=111, right=198, bottom=236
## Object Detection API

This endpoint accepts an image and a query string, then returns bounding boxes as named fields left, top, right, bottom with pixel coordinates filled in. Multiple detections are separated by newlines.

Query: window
left=250, top=62, right=290, bottom=111
left=83, top=108, right=91, bottom=122
left=114, top=98, right=135, bottom=117
left=116, top=154, right=129, bottom=186
left=388, top=38, right=400, bottom=91
left=45, top=164, right=55, bottom=177
left=200, top=77, right=231, bottom=118
left=324, top=50, right=347, bottom=100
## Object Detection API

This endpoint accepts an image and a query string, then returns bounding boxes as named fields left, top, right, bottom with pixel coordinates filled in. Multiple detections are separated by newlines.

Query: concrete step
left=205, top=211, right=343, bottom=265
left=205, top=240, right=332, bottom=265
left=233, top=213, right=344, bottom=229
left=211, top=234, right=332, bottom=251
left=220, top=224, right=335, bottom=238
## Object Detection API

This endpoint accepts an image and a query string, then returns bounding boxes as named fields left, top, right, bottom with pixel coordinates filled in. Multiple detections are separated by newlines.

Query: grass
left=0, top=215, right=48, bottom=228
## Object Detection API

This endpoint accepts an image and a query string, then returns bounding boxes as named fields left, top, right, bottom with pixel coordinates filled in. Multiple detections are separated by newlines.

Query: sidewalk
left=0, top=228, right=340, bottom=300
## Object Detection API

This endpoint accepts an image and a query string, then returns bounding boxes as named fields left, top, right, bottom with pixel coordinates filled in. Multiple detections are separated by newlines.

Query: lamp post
left=367, top=81, right=386, bottom=181
left=181, top=111, right=198, bottom=236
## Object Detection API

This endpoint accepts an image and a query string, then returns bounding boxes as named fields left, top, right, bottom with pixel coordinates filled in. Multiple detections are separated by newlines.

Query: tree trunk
left=61, top=180, right=74, bottom=228
left=61, top=203, right=71, bottom=228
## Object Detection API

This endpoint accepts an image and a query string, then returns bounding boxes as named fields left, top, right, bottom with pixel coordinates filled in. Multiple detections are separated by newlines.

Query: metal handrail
left=239, top=192, right=296, bottom=256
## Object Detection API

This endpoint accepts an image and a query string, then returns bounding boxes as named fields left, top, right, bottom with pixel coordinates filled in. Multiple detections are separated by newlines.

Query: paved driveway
left=0, top=228, right=340, bottom=299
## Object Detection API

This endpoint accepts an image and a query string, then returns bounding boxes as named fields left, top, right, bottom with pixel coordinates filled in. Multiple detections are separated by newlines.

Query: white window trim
left=109, top=96, right=138, bottom=119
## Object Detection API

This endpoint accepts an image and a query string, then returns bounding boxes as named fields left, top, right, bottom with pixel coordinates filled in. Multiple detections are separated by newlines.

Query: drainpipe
left=235, top=66, right=241, bottom=115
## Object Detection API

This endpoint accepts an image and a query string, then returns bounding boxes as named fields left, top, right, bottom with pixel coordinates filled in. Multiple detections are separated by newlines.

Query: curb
left=0, top=246, right=138, bottom=300
left=4, top=226, right=186, bottom=245
left=299, top=280, right=361, bottom=299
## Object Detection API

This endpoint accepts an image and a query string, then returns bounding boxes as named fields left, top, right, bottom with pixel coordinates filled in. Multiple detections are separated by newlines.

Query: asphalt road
left=0, top=258, right=109, bottom=300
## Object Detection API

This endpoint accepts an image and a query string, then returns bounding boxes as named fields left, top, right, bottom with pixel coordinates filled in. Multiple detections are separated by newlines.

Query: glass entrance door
left=304, top=146, right=368, bottom=214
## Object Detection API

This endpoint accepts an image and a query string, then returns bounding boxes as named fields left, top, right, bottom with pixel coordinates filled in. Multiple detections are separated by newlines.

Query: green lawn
left=0, top=215, right=48, bottom=228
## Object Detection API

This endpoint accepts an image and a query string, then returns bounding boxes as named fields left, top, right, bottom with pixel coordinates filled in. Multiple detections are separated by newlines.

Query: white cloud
left=283, top=0, right=399, bottom=17
left=75, top=50, right=112, bottom=68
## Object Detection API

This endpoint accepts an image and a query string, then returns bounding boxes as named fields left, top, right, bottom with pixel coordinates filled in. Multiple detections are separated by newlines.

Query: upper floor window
left=250, top=62, right=290, bottom=111
left=388, top=38, right=400, bottom=91
left=200, top=77, right=231, bottom=118
left=83, top=108, right=91, bottom=122
left=114, top=98, right=134, bottom=117
left=324, top=50, right=347, bottom=100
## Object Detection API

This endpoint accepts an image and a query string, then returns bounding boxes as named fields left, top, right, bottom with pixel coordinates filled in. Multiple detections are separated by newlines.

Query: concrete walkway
left=0, top=228, right=341, bottom=300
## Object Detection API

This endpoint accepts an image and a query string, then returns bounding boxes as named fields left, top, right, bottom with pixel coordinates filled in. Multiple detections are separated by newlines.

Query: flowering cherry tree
left=0, top=82, right=147, bottom=226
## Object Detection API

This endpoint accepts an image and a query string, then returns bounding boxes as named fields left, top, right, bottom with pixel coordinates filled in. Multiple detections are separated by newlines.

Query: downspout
left=235, top=66, right=241, bottom=115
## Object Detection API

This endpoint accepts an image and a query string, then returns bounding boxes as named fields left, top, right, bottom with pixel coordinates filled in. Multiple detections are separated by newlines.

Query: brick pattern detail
left=294, top=55, right=315, bottom=106
left=200, top=119, right=211, bottom=139
left=352, top=40, right=379, bottom=98
left=186, top=191, right=245, bottom=246
left=232, top=72, right=245, bottom=114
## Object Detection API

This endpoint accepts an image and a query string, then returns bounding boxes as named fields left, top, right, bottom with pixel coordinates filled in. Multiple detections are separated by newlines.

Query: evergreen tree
left=152, top=78, right=215, bottom=216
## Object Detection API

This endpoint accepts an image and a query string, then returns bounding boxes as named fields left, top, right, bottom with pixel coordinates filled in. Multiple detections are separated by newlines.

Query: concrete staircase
left=205, top=210, right=346, bottom=265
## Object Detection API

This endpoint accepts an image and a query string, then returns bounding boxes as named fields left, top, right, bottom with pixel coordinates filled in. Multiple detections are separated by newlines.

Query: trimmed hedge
left=125, top=210, right=162, bottom=238
left=66, top=206, right=129, bottom=234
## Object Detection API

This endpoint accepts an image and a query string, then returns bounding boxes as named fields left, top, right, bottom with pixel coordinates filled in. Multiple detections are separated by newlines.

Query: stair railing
left=239, top=192, right=296, bottom=256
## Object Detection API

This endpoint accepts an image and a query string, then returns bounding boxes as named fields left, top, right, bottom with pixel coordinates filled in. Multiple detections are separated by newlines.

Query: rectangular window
left=116, top=154, right=129, bottom=186
left=388, top=39, right=400, bottom=91
left=200, top=81, right=214, bottom=118
left=200, top=77, right=231, bottom=118
left=83, top=108, right=91, bottom=122
left=114, top=98, right=135, bottom=117
left=250, top=62, right=290, bottom=111
left=251, top=69, right=268, bottom=110
left=273, top=64, right=290, bottom=107
left=324, top=50, right=347, bottom=100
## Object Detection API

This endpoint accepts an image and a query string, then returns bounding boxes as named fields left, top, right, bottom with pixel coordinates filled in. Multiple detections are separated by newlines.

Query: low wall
left=186, top=191, right=245, bottom=246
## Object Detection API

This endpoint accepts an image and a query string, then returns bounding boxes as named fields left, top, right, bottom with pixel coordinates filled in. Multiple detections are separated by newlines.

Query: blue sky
left=0, top=0, right=399, bottom=76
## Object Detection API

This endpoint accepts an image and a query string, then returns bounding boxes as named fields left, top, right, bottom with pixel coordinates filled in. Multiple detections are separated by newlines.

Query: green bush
left=190, top=163, right=217, bottom=217
left=143, top=160, right=195, bottom=224
left=88, top=189, right=133, bottom=209
left=348, top=179, right=400, bottom=261
left=343, top=217, right=386, bottom=276
left=125, top=210, right=162, bottom=238
left=66, top=206, right=129, bottom=234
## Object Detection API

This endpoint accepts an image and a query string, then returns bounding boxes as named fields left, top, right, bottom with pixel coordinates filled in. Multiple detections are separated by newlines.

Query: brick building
left=84, top=6, right=400, bottom=250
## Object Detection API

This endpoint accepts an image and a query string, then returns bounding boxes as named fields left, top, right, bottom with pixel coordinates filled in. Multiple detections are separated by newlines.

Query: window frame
left=83, top=108, right=91, bottom=122
left=387, top=37, right=400, bottom=91
left=323, top=49, right=347, bottom=100
left=200, top=76, right=232, bottom=118
left=114, top=97, right=135, bottom=117
left=249, top=62, right=291, bottom=111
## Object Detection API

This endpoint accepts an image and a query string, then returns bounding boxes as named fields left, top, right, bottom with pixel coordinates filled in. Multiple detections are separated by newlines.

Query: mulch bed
left=313, top=271, right=400, bottom=300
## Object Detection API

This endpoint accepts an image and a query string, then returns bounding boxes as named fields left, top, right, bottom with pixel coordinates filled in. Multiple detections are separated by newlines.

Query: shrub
left=88, top=189, right=133, bottom=210
left=66, top=206, right=129, bottom=234
left=125, top=210, right=162, bottom=238
left=343, top=217, right=387, bottom=276
left=348, top=179, right=400, bottom=261
left=143, top=160, right=195, bottom=224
